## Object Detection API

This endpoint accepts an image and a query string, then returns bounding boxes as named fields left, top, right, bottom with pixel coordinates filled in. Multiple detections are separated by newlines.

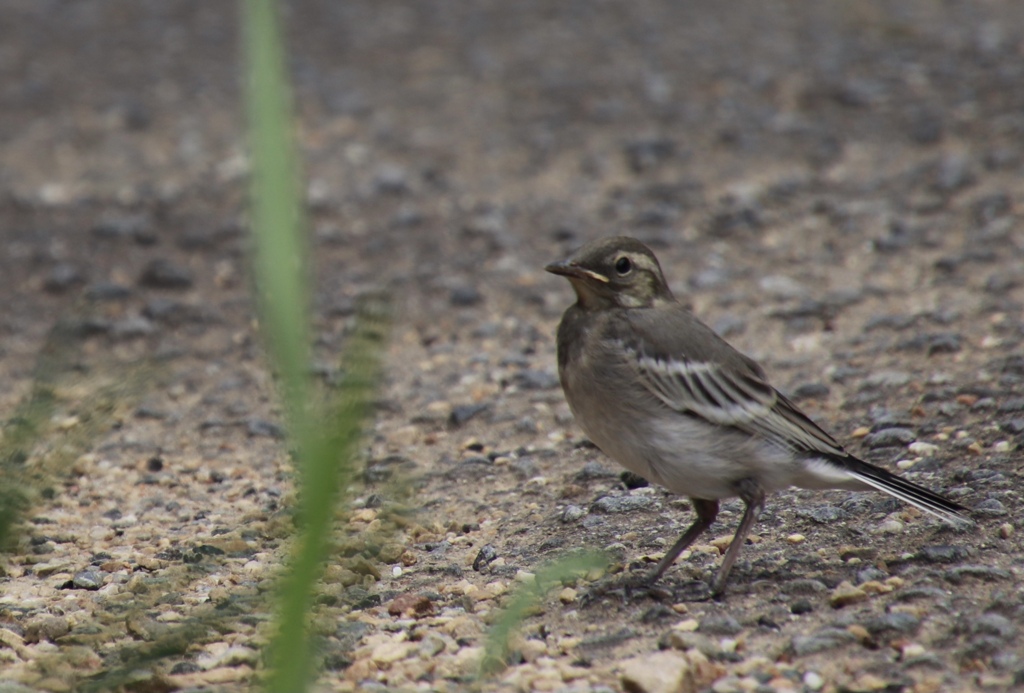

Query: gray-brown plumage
left=546, top=236, right=969, bottom=597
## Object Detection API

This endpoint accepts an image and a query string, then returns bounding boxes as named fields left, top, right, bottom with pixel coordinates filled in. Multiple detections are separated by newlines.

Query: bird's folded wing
left=631, top=348, right=846, bottom=457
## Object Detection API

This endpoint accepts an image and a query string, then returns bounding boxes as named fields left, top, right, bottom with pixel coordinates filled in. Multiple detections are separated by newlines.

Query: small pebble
left=803, top=671, right=825, bottom=691
left=562, top=505, right=587, bottom=523
left=138, top=259, right=194, bottom=289
left=907, top=441, right=939, bottom=456
left=830, top=581, right=869, bottom=608
left=591, top=495, right=654, bottom=514
left=873, top=518, right=905, bottom=534
left=865, top=427, right=915, bottom=449
left=72, top=570, right=106, bottom=590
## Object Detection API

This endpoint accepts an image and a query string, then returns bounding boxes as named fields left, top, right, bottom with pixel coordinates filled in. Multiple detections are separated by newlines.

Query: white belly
left=564, top=367, right=863, bottom=500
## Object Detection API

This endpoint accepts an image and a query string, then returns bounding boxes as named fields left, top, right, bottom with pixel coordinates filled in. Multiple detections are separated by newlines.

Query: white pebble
left=908, top=441, right=938, bottom=456
left=392, top=566, right=403, bottom=578
left=873, top=519, right=904, bottom=534
left=804, top=671, right=824, bottom=690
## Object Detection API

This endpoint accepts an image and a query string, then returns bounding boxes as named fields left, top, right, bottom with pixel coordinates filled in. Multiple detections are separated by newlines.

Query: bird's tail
left=841, top=457, right=971, bottom=526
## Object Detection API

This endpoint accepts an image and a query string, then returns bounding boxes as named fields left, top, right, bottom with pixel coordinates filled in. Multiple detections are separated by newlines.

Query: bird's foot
left=577, top=570, right=677, bottom=607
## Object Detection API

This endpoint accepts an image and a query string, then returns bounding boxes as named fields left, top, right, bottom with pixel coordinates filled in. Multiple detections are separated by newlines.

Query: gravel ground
left=1, top=2, right=1023, bottom=691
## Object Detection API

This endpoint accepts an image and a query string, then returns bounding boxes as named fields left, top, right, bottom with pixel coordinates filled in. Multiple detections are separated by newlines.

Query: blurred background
left=3, top=1, right=1022, bottom=335
left=1, top=2, right=1023, bottom=689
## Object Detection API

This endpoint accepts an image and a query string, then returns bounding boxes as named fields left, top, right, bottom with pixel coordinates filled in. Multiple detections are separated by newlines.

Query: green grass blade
left=242, top=2, right=389, bottom=690
left=478, top=551, right=609, bottom=678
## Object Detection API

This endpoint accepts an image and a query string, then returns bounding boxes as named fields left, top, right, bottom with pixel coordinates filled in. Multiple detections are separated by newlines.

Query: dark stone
left=1000, top=419, right=1024, bottom=435
left=712, top=314, right=747, bottom=337
left=472, top=544, right=498, bottom=571
left=138, top=259, right=193, bottom=289
left=143, top=298, right=189, bottom=323
left=864, top=612, right=921, bottom=637
left=865, top=314, right=917, bottom=331
left=246, top=419, right=286, bottom=439
left=969, top=613, right=1017, bottom=639
left=169, top=662, right=201, bottom=675
left=446, top=457, right=495, bottom=480
left=868, top=408, right=910, bottom=428
left=91, top=215, right=150, bottom=241
left=620, top=471, right=649, bottom=489
left=856, top=567, right=888, bottom=584
left=373, top=165, right=410, bottom=195
left=790, top=382, right=830, bottom=400
left=864, top=427, right=915, bottom=448
left=111, top=317, right=156, bottom=339
left=792, top=628, right=856, bottom=656
left=782, top=579, right=828, bottom=595
left=579, top=627, right=638, bottom=651
left=921, top=544, right=974, bottom=565
left=85, top=282, right=132, bottom=301
left=575, top=461, right=618, bottom=481
left=513, top=369, right=559, bottom=390
left=510, top=458, right=539, bottom=480
left=699, top=615, right=743, bottom=636
left=177, top=223, right=242, bottom=250
left=933, top=153, right=975, bottom=193
left=449, top=285, right=482, bottom=307
left=625, top=137, right=676, bottom=172
left=146, top=457, right=164, bottom=473
left=796, top=505, right=845, bottom=524
left=72, top=570, right=105, bottom=590
left=908, top=108, right=943, bottom=145
left=364, top=461, right=393, bottom=484
left=973, top=192, right=1012, bottom=224
left=893, top=332, right=962, bottom=354
left=670, top=580, right=713, bottom=603
left=928, top=333, right=962, bottom=355
left=999, top=398, right=1024, bottom=413
left=893, top=586, right=950, bottom=602
left=963, top=635, right=1006, bottom=660
left=561, top=505, right=587, bottom=523
left=945, top=565, right=1012, bottom=584
left=191, top=544, right=225, bottom=557
left=790, top=599, right=815, bottom=615
left=984, top=274, right=1018, bottom=294
left=44, top=264, right=85, bottom=293
left=974, top=498, right=1008, bottom=517
left=591, top=494, right=654, bottom=514
left=449, top=403, right=489, bottom=427
left=640, top=604, right=675, bottom=624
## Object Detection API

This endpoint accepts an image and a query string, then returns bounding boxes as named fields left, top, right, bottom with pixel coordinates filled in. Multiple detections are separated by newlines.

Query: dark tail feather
left=838, top=456, right=971, bottom=526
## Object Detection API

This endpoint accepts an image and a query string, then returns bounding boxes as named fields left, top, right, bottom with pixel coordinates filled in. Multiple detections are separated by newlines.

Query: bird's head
left=545, top=236, right=675, bottom=310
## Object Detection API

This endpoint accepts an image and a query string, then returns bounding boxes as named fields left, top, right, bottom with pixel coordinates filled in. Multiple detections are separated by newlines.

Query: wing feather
left=633, top=348, right=845, bottom=457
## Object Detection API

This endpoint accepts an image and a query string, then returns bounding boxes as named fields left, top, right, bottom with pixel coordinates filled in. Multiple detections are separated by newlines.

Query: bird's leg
left=648, top=498, right=719, bottom=583
left=710, top=479, right=766, bottom=598
left=579, top=498, right=718, bottom=606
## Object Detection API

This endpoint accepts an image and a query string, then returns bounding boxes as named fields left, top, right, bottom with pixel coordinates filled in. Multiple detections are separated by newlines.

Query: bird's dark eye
left=614, top=256, right=632, bottom=275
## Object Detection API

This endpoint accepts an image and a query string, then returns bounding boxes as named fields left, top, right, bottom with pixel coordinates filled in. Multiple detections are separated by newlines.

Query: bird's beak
left=544, top=261, right=609, bottom=283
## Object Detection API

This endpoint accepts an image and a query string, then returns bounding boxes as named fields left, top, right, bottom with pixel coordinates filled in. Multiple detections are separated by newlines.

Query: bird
left=545, top=236, right=970, bottom=598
